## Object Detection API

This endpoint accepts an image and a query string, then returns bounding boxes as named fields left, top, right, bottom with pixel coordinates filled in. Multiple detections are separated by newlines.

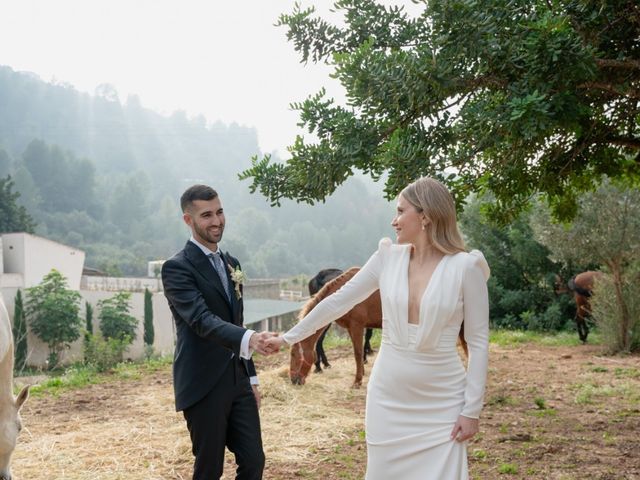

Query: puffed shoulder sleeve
left=460, top=250, right=490, bottom=419
left=282, top=240, right=387, bottom=345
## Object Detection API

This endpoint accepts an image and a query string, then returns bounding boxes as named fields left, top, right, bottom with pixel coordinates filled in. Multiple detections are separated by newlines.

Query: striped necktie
left=208, top=252, right=231, bottom=300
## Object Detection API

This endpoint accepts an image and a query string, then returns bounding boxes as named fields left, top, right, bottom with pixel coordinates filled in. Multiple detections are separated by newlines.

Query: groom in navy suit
left=162, top=184, right=276, bottom=480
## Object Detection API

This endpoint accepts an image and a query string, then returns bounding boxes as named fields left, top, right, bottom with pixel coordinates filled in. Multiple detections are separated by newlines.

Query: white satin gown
left=283, top=238, right=490, bottom=480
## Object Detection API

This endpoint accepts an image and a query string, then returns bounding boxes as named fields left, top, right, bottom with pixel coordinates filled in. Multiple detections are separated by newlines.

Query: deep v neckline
left=405, top=250, right=447, bottom=325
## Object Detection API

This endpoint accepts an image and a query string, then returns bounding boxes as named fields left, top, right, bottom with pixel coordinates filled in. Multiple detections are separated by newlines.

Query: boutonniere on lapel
left=227, top=263, right=245, bottom=300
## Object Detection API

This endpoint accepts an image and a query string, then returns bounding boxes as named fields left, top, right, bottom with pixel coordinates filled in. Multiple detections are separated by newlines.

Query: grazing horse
left=291, top=267, right=382, bottom=387
left=308, top=269, right=377, bottom=374
left=308, top=269, right=342, bottom=373
left=567, top=271, right=602, bottom=343
left=291, top=267, right=469, bottom=387
left=309, top=268, right=373, bottom=373
left=0, top=295, right=29, bottom=480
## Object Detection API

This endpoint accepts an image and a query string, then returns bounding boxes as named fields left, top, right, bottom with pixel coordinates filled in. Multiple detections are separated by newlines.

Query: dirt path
left=11, top=343, right=640, bottom=479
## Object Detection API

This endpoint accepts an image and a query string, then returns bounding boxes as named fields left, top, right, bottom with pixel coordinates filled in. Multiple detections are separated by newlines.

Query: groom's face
left=183, top=197, right=225, bottom=249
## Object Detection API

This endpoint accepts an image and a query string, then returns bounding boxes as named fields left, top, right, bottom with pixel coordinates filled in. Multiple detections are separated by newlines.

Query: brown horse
left=308, top=268, right=376, bottom=373
left=290, top=267, right=382, bottom=387
left=290, top=267, right=469, bottom=387
left=567, top=271, right=602, bottom=343
left=555, top=270, right=602, bottom=342
left=308, top=268, right=343, bottom=373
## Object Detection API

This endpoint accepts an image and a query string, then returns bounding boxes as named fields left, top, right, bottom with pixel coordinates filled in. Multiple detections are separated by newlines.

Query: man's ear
left=183, top=212, right=192, bottom=227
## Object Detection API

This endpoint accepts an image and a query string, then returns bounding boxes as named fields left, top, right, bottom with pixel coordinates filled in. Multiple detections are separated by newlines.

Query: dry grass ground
left=11, top=339, right=640, bottom=480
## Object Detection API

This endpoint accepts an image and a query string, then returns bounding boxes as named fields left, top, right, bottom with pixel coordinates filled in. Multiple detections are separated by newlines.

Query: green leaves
left=243, top=0, right=639, bottom=221
left=98, top=292, right=137, bottom=344
left=0, top=175, right=36, bottom=233
left=25, top=270, right=82, bottom=368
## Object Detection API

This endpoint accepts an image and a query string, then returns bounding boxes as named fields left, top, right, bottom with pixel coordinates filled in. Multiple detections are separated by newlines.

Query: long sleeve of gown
left=460, top=254, right=490, bottom=419
left=282, top=250, right=383, bottom=345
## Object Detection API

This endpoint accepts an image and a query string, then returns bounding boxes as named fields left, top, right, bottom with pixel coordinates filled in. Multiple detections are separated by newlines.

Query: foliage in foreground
left=242, top=0, right=640, bottom=222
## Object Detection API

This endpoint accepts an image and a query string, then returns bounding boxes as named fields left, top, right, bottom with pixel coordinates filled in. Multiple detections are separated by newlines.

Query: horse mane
left=299, top=267, right=360, bottom=320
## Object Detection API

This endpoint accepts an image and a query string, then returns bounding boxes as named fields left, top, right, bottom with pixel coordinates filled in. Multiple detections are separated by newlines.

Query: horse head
left=289, top=341, right=315, bottom=385
left=0, top=385, right=29, bottom=480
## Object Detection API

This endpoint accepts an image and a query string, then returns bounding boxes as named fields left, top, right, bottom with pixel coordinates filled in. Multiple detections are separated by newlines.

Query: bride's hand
left=264, top=335, right=287, bottom=354
left=450, top=415, right=479, bottom=442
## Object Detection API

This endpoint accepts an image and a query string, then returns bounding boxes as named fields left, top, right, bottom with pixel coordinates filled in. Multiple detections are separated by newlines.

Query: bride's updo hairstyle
left=400, top=177, right=466, bottom=255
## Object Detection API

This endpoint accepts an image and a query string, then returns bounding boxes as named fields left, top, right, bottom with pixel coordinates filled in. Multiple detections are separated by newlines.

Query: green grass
left=322, top=328, right=383, bottom=350
left=487, top=393, right=518, bottom=407
left=472, top=449, right=487, bottom=460
left=534, top=397, right=547, bottom=409
left=614, top=367, right=640, bottom=379
left=489, top=329, right=602, bottom=347
left=17, top=355, right=173, bottom=398
left=498, top=463, right=519, bottom=474
left=571, top=380, right=636, bottom=405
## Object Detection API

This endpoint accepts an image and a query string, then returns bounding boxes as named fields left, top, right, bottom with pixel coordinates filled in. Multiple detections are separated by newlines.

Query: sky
left=0, top=0, right=347, bottom=157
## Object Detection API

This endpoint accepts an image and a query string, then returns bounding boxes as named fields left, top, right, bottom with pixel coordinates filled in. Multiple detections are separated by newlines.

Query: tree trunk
left=611, top=262, right=631, bottom=351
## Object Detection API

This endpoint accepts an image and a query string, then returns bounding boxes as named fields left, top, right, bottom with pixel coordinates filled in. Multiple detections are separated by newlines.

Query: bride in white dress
left=266, top=177, right=490, bottom=480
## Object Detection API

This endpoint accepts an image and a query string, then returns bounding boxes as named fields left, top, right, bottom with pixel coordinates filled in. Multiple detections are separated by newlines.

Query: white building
left=0, top=233, right=302, bottom=368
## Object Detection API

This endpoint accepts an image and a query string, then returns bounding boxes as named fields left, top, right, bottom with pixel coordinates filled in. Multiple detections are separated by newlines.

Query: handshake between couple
left=249, top=331, right=287, bottom=356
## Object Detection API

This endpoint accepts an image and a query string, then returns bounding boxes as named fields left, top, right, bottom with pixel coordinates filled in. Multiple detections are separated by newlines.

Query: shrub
left=25, top=269, right=82, bottom=368
left=98, top=292, right=137, bottom=344
left=83, top=333, right=129, bottom=372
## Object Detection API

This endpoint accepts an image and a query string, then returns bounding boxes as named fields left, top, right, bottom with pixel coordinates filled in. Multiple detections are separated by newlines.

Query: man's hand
left=264, top=335, right=286, bottom=353
left=252, top=385, right=261, bottom=409
left=249, top=331, right=280, bottom=355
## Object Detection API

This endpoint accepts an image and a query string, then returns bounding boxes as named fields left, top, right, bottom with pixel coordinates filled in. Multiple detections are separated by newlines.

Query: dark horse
left=309, top=269, right=375, bottom=374
left=291, top=268, right=382, bottom=387
left=567, top=271, right=602, bottom=343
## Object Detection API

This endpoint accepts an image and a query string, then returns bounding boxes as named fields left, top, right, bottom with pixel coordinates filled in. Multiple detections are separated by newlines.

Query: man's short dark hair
left=180, top=185, right=218, bottom=212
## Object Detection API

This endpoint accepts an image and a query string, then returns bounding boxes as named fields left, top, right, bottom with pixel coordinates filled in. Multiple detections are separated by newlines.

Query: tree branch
left=595, top=59, right=640, bottom=71
left=578, top=82, right=640, bottom=99
left=606, top=136, right=640, bottom=149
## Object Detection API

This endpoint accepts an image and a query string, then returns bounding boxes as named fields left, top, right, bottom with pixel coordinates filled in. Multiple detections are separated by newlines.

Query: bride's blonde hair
left=400, top=177, right=466, bottom=255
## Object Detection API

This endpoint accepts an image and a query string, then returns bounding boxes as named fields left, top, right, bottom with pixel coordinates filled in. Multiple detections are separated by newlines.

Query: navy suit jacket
left=161, top=240, right=256, bottom=412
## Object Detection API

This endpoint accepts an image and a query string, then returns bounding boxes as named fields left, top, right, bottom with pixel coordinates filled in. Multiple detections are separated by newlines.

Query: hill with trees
left=0, top=65, right=393, bottom=277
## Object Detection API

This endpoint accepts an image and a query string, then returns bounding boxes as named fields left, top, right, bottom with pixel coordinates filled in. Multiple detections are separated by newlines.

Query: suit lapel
left=184, top=241, right=232, bottom=308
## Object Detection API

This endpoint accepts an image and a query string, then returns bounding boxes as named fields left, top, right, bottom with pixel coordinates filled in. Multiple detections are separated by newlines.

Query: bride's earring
left=421, top=223, right=426, bottom=231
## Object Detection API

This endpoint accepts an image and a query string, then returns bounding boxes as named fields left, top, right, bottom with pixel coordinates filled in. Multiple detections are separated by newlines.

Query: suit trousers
left=183, top=357, right=265, bottom=480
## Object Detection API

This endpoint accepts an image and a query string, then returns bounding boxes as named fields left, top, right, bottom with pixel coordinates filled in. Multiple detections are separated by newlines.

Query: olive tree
left=531, top=180, right=640, bottom=351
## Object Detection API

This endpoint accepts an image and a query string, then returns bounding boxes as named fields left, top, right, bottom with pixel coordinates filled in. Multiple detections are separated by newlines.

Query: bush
left=83, top=333, right=129, bottom=372
left=461, top=195, right=577, bottom=332
left=98, top=292, right=137, bottom=344
left=25, top=269, right=82, bottom=368
left=591, top=266, right=640, bottom=353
